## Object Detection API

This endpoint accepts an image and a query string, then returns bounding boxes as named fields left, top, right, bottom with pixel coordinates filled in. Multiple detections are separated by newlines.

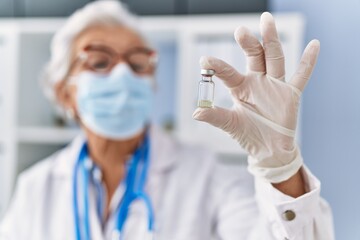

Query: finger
left=290, top=39, right=320, bottom=91
left=193, top=106, right=235, bottom=131
left=234, top=26, right=266, bottom=73
left=260, top=12, right=285, bottom=79
left=200, top=56, right=245, bottom=89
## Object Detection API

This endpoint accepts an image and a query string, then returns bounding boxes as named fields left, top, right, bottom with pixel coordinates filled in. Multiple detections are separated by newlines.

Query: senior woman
left=0, top=1, right=334, bottom=240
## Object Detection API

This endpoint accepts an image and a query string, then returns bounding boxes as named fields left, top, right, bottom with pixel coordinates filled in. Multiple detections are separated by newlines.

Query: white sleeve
left=212, top=163, right=334, bottom=240
left=253, top=166, right=335, bottom=240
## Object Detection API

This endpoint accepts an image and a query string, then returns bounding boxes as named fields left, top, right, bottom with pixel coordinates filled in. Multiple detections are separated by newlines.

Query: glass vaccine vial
left=198, top=69, right=215, bottom=108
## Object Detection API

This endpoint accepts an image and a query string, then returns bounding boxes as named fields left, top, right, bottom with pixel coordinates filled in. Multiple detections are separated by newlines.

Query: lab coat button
left=282, top=210, right=296, bottom=221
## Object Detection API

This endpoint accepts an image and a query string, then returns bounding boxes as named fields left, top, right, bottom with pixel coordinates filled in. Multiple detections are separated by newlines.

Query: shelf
left=17, top=126, right=80, bottom=144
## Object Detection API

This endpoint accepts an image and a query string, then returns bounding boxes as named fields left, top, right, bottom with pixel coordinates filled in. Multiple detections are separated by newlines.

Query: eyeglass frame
left=66, top=43, right=158, bottom=78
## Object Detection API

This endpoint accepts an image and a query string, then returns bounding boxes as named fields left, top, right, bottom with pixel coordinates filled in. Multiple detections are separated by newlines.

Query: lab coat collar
left=51, top=125, right=179, bottom=178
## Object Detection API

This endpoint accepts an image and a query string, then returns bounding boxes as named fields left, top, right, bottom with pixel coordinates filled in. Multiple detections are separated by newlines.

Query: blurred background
left=0, top=0, right=359, bottom=239
left=270, top=1, right=360, bottom=239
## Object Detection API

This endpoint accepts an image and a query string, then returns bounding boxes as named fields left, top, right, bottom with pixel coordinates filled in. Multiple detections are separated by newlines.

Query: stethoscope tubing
left=73, top=134, right=154, bottom=240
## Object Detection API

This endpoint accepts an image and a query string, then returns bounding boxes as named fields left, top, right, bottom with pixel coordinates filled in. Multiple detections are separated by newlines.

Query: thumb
left=193, top=106, right=234, bottom=131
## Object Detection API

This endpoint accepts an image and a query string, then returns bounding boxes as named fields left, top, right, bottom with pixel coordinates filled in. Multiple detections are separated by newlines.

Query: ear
left=54, top=80, right=74, bottom=110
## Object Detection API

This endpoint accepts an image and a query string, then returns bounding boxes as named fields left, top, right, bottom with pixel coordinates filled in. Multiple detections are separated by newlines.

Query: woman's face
left=56, top=25, right=155, bottom=118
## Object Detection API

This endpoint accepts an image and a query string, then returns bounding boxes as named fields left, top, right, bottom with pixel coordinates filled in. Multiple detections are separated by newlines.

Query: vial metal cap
left=201, top=69, right=215, bottom=76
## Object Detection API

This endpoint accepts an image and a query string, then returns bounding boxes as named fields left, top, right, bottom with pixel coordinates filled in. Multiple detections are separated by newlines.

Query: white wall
left=270, top=0, right=360, bottom=239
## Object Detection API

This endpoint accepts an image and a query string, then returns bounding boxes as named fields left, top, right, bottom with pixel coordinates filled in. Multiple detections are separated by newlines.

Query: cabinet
left=0, top=14, right=304, bottom=218
left=0, top=0, right=14, bottom=17
left=188, top=0, right=267, bottom=14
left=22, top=0, right=91, bottom=17
left=123, top=0, right=267, bottom=15
left=0, top=0, right=267, bottom=17
left=122, top=0, right=178, bottom=15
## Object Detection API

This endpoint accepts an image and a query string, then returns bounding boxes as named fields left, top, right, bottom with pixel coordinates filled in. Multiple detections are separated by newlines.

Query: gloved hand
left=193, top=12, right=320, bottom=183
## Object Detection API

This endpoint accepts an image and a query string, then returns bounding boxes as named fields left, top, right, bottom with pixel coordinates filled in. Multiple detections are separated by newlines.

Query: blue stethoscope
left=73, top=133, right=155, bottom=240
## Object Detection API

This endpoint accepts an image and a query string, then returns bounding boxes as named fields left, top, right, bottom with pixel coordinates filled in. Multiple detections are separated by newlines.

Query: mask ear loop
left=64, top=76, right=79, bottom=120
left=61, top=50, right=90, bottom=123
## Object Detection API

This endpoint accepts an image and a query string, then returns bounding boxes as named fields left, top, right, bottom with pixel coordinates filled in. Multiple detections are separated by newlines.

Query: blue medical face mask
left=74, top=63, right=153, bottom=140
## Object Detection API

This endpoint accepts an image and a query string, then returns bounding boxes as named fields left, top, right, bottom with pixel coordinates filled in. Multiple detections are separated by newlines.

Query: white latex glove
left=193, top=12, right=320, bottom=183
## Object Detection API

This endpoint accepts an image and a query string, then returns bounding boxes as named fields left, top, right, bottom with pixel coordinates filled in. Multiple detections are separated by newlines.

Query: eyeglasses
left=72, top=44, right=157, bottom=75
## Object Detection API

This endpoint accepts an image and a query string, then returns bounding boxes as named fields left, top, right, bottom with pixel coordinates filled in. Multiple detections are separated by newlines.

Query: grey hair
left=41, top=0, right=141, bottom=104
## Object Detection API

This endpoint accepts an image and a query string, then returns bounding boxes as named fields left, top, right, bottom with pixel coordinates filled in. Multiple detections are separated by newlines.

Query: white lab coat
left=0, top=127, right=334, bottom=240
